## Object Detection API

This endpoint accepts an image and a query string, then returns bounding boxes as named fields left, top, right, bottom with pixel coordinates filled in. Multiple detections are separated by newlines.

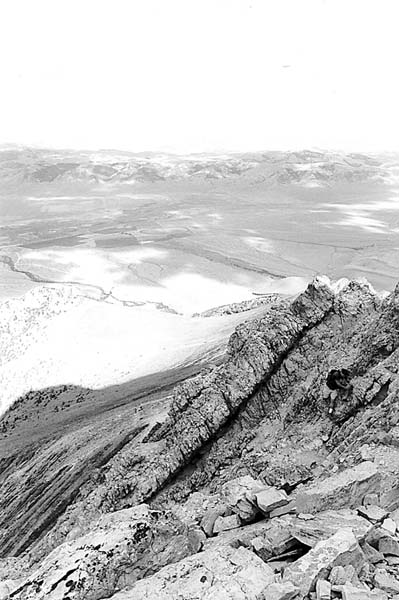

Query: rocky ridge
left=1, top=276, right=399, bottom=598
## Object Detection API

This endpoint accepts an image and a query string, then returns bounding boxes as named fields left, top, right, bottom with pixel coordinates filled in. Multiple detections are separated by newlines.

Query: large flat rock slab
left=295, top=462, right=380, bottom=515
left=102, top=546, right=275, bottom=600
left=283, top=528, right=366, bottom=596
left=290, top=509, right=372, bottom=547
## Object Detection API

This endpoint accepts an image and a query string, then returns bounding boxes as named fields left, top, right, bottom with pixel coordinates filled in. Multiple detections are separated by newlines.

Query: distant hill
left=1, top=146, right=398, bottom=186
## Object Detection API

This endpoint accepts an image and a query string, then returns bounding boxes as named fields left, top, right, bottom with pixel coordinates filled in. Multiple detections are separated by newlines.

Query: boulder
left=283, top=528, right=366, bottom=596
left=188, top=527, right=207, bottom=553
left=357, top=506, right=388, bottom=523
left=221, top=476, right=264, bottom=522
left=295, top=462, right=381, bottom=515
left=255, top=487, right=289, bottom=515
left=374, top=568, right=399, bottom=594
left=378, top=535, right=399, bottom=557
left=213, top=514, right=242, bottom=534
left=290, top=510, right=372, bottom=547
left=101, top=546, right=276, bottom=600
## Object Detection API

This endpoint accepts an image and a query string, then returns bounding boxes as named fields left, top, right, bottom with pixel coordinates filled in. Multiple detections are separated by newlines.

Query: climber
left=326, top=368, right=353, bottom=413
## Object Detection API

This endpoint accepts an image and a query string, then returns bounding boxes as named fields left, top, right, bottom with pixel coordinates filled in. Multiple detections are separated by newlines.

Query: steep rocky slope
left=2, top=276, right=399, bottom=599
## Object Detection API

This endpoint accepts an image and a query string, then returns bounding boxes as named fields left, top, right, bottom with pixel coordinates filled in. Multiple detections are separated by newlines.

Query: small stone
left=343, top=565, right=357, bottom=584
left=379, top=535, right=399, bottom=557
left=298, top=513, right=315, bottom=520
left=365, top=526, right=388, bottom=548
left=381, top=518, right=396, bottom=535
left=255, top=487, right=289, bottom=515
left=213, top=514, right=242, bottom=534
left=264, top=560, right=286, bottom=574
left=374, top=568, right=399, bottom=594
left=316, top=579, right=331, bottom=600
left=329, top=566, right=347, bottom=585
left=358, top=563, right=372, bottom=583
left=386, top=555, right=399, bottom=566
left=357, top=505, right=388, bottom=523
left=262, top=581, right=300, bottom=600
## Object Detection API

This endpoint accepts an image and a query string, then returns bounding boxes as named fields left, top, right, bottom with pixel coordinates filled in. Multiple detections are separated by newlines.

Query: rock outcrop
left=2, top=276, right=399, bottom=598
left=9, top=505, right=201, bottom=600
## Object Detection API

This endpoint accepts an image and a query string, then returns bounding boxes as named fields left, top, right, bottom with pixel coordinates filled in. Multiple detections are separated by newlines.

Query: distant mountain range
left=1, top=146, right=398, bottom=186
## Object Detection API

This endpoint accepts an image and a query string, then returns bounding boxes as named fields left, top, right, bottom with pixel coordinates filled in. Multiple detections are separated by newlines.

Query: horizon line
left=1, top=142, right=399, bottom=157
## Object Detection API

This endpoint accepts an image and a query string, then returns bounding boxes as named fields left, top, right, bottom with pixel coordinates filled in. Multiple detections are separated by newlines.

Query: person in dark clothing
left=326, top=368, right=353, bottom=413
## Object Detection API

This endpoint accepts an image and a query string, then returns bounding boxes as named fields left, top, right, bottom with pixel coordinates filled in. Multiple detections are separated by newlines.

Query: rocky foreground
left=2, top=276, right=399, bottom=599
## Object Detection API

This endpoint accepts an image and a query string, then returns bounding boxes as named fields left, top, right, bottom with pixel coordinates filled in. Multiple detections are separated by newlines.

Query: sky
left=0, top=0, right=398, bottom=153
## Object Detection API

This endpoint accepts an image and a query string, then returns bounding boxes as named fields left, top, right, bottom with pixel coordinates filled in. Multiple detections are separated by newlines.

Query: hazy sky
left=0, top=0, right=398, bottom=153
